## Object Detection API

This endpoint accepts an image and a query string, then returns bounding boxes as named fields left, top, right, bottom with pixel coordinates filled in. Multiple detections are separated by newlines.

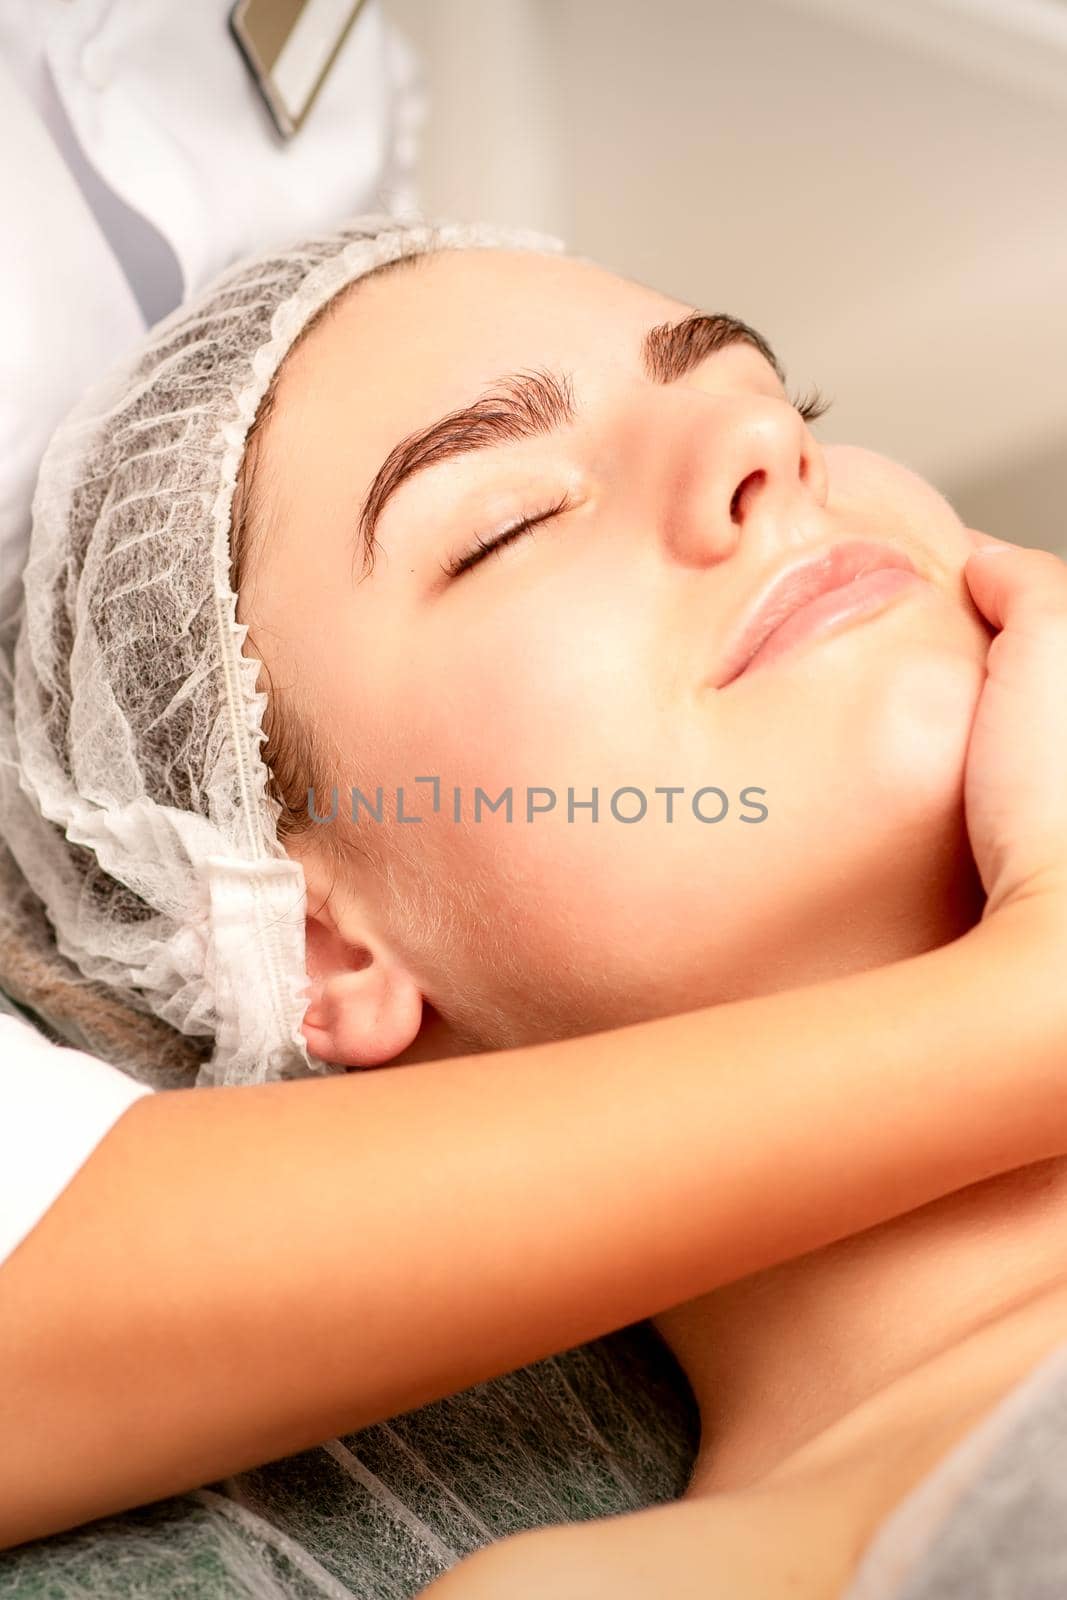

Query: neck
left=653, top=1154, right=1067, bottom=1495
left=653, top=840, right=1067, bottom=1497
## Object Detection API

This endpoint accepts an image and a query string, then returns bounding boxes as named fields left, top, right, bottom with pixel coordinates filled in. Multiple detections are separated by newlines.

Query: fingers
left=967, top=529, right=1015, bottom=553
left=961, top=537, right=1067, bottom=917
left=965, top=539, right=1067, bottom=634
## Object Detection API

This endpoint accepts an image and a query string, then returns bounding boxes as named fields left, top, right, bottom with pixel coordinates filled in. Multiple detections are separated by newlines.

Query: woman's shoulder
left=415, top=1471, right=859, bottom=1600
left=419, top=1284, right=1067, bottom=1600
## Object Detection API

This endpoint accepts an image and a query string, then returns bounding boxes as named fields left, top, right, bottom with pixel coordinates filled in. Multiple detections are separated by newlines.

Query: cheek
left=736, top=588, right=988, bottom=873
left=376, top=594, right=695, bottom=947
left=402, top=584, right=654, bottom=794
left=859, top=633, right=987, bottom=825
left=827, top=550, right=991, bottom=819
left=824, top=445, right=971, bottom=562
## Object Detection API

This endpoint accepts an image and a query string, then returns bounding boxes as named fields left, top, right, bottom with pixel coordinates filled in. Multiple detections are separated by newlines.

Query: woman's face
left=243, top=247, right=993, bottom=1062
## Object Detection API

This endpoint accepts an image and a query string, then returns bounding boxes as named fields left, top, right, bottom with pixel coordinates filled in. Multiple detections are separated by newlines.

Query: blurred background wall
left=380, top=0, right=1067, bottom=551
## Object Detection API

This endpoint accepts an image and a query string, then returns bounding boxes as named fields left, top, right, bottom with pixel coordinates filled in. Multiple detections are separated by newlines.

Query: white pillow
left=0, top=1008, right=154, bottom=1268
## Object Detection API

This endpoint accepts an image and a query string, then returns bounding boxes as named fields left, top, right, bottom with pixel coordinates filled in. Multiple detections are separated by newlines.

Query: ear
left=298, top=853, right=424, bottom=1070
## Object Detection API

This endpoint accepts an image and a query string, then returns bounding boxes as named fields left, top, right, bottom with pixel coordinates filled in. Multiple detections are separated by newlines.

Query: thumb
left=966, top=529, right=1015, bottom=554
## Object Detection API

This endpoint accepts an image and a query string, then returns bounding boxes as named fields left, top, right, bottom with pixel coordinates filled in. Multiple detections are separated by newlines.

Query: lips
left=715, top=540, right=922, bottom=688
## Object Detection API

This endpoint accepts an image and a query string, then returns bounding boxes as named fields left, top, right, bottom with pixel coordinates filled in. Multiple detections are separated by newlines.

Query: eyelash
left=442, top=387, right=832, bottom=578
left=442, top=492, right=574, bottom=580
left=790, top=386, right=832, bottom=424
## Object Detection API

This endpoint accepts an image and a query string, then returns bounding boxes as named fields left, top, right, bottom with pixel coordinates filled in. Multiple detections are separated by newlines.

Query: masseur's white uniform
left=0, top=0, right=423, bottom=1268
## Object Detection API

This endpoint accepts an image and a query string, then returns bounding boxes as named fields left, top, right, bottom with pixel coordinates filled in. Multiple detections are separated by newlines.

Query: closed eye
left=437, top=381, right=830, bottom=582
left=440, top=492, right=574, bottom=580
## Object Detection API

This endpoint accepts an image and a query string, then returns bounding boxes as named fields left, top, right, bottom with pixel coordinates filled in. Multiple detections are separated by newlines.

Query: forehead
left=273, top=247, right=691, bottom=449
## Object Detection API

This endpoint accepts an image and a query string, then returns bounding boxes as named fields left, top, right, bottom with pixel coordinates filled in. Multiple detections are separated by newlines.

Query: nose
left=664, top=392, right=829, bottom=568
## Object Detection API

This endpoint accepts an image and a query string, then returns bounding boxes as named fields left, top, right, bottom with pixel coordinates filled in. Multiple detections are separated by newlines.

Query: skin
left=238, top=247, right=1067, bottom=1592
left=241, top=245, right=991, bottom=1067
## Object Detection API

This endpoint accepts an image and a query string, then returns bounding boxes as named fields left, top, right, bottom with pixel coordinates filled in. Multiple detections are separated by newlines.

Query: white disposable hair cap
left=0, top=214, right=567, bottom=1088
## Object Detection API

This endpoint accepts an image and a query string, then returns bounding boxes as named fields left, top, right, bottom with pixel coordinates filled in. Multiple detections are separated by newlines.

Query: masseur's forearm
left=2, top=901, right=1065, bottom=1549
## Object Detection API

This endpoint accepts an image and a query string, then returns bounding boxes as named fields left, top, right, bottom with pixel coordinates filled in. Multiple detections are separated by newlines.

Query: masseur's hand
left=963, top=535, right=1067, bottom=921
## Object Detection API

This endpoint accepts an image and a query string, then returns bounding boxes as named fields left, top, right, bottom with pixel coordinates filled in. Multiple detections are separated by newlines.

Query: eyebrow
left=354, top=311, right=785, bottom=579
